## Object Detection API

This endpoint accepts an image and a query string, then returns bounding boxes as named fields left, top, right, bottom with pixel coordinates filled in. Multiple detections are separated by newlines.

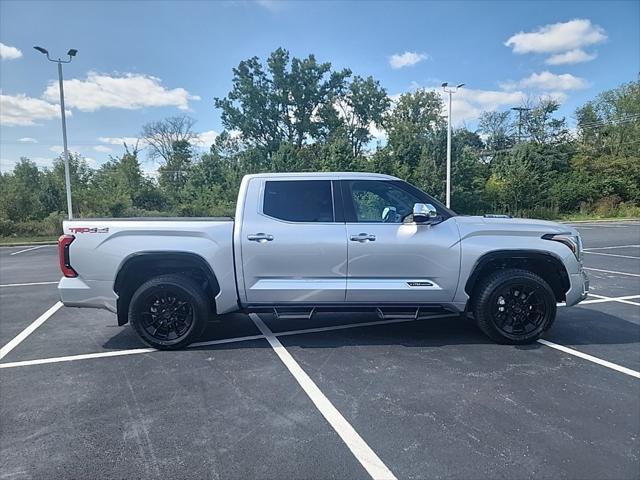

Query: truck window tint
left=349, top=180, right=420, bottom=223
left=263, top=180, right=334, bottom=222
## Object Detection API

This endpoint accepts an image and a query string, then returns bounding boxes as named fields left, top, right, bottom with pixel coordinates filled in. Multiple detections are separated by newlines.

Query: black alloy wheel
left=129, top=274, right=210, bottom=349
left=473, top=269, right=556, bottom=344
left=491, top=282, right=548, bottom=336
left=140, top=288, right=194, bottom=341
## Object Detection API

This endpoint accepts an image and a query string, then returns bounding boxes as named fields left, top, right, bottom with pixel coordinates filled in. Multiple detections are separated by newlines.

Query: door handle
left=350, top=233, right=376, bottom=242
left=247, top=233, right=274, bottom=242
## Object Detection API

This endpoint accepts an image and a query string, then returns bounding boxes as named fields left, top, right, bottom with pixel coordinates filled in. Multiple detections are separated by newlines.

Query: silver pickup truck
left=58, top=172, right=589, bottom=349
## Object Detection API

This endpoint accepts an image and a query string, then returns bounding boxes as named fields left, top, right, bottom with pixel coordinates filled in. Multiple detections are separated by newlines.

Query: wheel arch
left=465, top=250, right=570, bottom=306
left=114, top=251, right=220, bottom=326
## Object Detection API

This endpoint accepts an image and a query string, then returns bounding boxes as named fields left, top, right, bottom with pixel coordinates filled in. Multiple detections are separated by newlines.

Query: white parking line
left=587, top=294, right=640, bottom=306
left=9, top=245, right=53, bottom=256
left=0, top=281, right=58, bottom=288
left=537, top=339, right=640, bottom=379
left=0, top=316, right=452, bottom=369
left=0, top=334, right=266, bottom=369
left=0, top=294, right=637, bottom=382
left=584, top=251, right=640, bottom=259
left=250, top=313, right=396, bottom=480
left=584, top=267, right=640, bottom=278
left=584, top=244, right=640, bottom=251
left=581, top=294, right=640, bottom=305
left=0, top=347, right=156, bottom=368
left=0, top=302, right=62, bottom=361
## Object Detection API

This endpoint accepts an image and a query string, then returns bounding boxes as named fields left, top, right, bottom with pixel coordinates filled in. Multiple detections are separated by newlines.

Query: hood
left=453, top=215, right=578, bottom=237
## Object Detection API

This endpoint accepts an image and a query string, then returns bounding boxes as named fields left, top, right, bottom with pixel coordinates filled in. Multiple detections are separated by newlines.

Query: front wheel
left=473, top=269, right=556, bottom=344
left=129, top=274, right=210, bottom=350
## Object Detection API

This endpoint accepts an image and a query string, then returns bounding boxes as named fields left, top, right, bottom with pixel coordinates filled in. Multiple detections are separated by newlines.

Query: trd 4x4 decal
left=68, top=227, right=109, bottom=234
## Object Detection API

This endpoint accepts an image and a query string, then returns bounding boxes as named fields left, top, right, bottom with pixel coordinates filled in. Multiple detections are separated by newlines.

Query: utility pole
left=441, top=82, right=464, bottom=208
left=34, top=46, right=78, bottom=220
left=511, top=106, right=530, bottom=143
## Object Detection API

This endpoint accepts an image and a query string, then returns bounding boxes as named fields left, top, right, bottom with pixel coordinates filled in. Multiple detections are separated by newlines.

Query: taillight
left=58, top=234, right=78, bottom=278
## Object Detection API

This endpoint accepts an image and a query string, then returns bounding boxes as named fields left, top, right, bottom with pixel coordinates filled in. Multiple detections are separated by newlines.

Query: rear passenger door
left=240, top=179, right=348, bottom=304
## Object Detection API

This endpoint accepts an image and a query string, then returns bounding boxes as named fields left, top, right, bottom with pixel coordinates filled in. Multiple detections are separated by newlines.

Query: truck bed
left=68, top=217, right=233, bottom=222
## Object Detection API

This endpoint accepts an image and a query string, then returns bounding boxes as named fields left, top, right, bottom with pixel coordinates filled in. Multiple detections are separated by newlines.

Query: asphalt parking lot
left=1, top=221, right=638, bottom=480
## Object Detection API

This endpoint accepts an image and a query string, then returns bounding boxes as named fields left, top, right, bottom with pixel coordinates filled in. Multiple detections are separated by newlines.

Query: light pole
left=441, top=82, right=464, bottom=208
left=34, top=46, right=78, bottom=220
left=511, top=106, right=531, bottom=143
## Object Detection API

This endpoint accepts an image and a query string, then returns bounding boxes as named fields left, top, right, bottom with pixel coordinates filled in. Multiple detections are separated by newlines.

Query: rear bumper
left=58, top=277, right=117, bottom=313
left=565, top=269, right=589, bottom=307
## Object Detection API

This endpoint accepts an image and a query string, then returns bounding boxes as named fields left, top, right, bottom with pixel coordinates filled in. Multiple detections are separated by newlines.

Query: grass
left=0, top=235, right=58, bottom=246
left=558, top=212, right=640, bottom=222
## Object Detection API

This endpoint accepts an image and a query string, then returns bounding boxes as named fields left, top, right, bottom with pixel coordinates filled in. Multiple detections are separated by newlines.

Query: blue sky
left=1, top=0, right=638, bottom=173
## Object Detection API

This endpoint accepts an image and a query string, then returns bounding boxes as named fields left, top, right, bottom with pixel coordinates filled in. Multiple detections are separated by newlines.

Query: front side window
left=348, top=180, right=420, bottom=223
left=263, top=180, right=334, bottom=222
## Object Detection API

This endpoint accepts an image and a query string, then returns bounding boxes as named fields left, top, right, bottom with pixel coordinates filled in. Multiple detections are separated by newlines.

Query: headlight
left=543, top=233, right=583, bottom=261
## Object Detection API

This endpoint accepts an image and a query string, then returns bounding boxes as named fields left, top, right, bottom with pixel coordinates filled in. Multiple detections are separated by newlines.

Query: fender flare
left=464, top=249, right=569, bottom=299
left=114, top=251, right=220, bottom=325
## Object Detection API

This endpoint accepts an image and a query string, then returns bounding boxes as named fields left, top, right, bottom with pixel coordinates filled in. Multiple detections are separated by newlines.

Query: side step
left=376, top=306, right=448, bottom=321
left=272, top=307, right=316, bottom=321
left=246, top=304, right=455, bottom=320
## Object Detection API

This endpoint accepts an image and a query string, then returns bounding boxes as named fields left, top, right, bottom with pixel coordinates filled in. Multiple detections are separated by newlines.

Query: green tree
left=214, top=48, right=352, bottom=155
left=332, top=76, right=389, bottom=156
left=2, top=158, right=44, bottom=221
left=158, top=140, right=194, bottom=203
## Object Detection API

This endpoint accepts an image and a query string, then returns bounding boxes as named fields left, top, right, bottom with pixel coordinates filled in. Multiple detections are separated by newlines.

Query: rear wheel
left=129, top=274, right=210, bottom=350
left=473, top=269, right=556, bottom=344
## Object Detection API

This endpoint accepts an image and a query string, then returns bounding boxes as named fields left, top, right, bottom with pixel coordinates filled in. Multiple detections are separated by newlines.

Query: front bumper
left=58, top=276, right=117, bottom=313
left=565, top=269, right=589, bottom=307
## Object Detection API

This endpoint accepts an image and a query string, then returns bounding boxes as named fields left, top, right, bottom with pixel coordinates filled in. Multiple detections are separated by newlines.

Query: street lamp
left=441, top=82, right=464, bottom=208
left=34, top=46, right=78, bottom=219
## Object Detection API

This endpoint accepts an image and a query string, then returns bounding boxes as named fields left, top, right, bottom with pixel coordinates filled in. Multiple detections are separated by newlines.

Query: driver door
left=342, top=180, right=461, bottom=303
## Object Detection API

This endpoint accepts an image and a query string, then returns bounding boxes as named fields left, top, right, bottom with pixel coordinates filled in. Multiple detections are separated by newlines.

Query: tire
left=129, top=274, right=211, bottom=350
left=472, top=268, right=556, bottom=345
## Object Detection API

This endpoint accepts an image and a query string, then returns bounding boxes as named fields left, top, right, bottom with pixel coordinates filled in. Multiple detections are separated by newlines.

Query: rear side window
left=263, top=180, right=334, bottom=222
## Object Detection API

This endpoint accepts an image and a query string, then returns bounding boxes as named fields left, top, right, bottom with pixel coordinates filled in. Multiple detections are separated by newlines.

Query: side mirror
left=413, top=203, right=437, bottom=223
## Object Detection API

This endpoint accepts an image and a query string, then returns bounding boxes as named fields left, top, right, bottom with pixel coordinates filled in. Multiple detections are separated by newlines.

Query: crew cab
left=58, top=172, right=589, bottom=349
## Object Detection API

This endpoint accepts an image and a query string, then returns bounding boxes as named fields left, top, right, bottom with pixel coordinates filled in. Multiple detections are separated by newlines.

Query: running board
left=376, top=306, right=448, bottom=321
left=246, top=304, right=455, bottom=319
left=272, top=307, right=316, bottom=321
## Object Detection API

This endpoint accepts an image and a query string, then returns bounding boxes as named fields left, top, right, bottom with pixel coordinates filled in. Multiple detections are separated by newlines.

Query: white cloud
left=501, top=71, right=588, bottom=91
left=84, top=157, right=99, bottom=168
left=389, top=51, right=428, bottom=69
left=392, top=85, right=528, bottom=126
left=539, top=91, right=569, bottom=104
left=18, top=137, right=38, bottom=143
left=393, top=81, right=572, bottom=127
left=98, top=136, right=148, bottom=147
left=0, top=93, right=66, bottom=126
left=255, top=0, right=283, bottom=11
left=93, top=145, right=113, bottom=153
left=0, top=43, right=22, bottom=60
left=446, top=88, right=527, bottom=124
left=192, top=130, right=219, bottom=148
left=545, top=49, right=597, bottom=65
left=1, top=156, right=84, bottom=173
left=505, top=19, right=606, bottom=54
left=43, top=72, right=200, bottom=112
left=49, top=145, right=87, bottom=158
left=369, top=123, right=386, bottom=142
